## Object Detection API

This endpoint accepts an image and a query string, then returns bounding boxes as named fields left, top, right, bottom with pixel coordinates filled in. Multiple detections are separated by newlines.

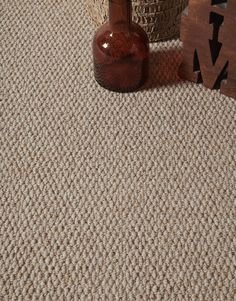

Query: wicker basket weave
left=84, top=0, right=188, bottom=42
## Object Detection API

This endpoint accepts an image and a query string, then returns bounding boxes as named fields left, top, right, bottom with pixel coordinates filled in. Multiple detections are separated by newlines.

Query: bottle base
left=94, top=76, right=147, bottom=93
left=93, top=56, right=149, bottom=93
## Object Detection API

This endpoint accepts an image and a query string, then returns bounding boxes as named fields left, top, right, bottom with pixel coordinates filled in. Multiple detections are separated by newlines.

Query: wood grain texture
left=179, top=0, right=236, bottom=99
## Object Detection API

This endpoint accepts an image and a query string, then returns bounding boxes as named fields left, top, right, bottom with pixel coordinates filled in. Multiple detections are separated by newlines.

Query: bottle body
left=93, top=0, right=149, bottom=92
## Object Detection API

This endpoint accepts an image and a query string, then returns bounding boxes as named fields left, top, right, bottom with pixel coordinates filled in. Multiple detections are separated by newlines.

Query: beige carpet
left=1, top=1, right=236, bottom=300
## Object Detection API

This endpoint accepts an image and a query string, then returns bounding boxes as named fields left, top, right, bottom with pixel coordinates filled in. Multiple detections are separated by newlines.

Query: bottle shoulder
left=93, top=22, right=148, bottom=44
left=93, top=22, right=149, bottom=58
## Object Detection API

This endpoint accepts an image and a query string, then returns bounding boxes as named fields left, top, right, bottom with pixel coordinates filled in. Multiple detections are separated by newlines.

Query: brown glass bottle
left=93, top=0, right=149, bottom=93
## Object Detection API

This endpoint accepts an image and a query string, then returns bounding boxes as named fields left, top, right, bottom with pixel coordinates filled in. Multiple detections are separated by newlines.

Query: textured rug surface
left=1, top=1, right=236, bottom=300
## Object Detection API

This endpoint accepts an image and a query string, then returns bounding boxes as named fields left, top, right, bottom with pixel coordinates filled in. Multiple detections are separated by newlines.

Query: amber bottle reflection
left=93, top=0, right=149, bottom=93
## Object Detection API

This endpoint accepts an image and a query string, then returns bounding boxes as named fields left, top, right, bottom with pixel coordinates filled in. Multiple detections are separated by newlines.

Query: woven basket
left=84, top=0, right=188, bottom=42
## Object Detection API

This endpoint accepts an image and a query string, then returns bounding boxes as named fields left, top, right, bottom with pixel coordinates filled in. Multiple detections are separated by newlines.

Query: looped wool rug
left=1, top=1, right=236, bottom=300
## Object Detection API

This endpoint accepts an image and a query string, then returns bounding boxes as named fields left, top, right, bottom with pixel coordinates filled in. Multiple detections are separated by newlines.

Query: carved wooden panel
left=179, top=0, right=236, bottom=99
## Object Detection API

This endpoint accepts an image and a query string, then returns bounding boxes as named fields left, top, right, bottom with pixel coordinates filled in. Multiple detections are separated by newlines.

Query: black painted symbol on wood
left=179, top=0, right=236, bottom=99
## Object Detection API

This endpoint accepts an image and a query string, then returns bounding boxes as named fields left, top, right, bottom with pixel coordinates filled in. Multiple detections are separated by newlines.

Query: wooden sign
left=179, top=0, right=236, bottom=99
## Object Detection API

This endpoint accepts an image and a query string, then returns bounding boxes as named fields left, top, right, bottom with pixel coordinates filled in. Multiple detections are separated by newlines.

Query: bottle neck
left=109, top=0, right=132, bottom=31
